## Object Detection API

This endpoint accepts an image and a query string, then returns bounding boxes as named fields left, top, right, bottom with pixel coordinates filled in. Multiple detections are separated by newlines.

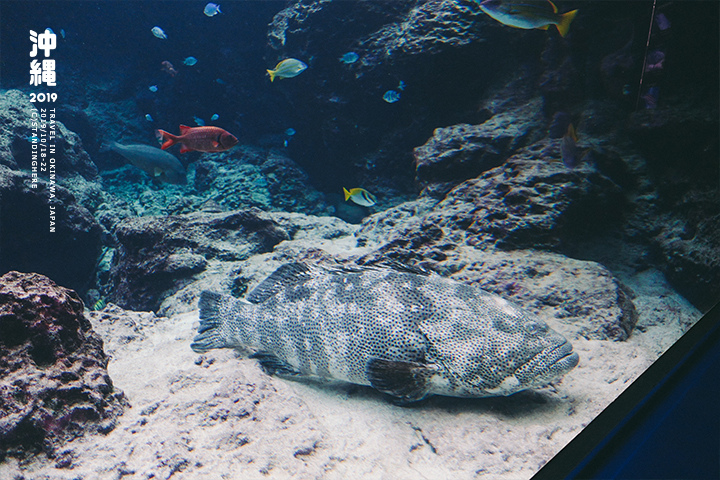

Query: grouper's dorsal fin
left=337, top=260, right=432, bottom=276
left=246, top=262, right=313, bottom=303
left=375, top=260, right=431, bottom=276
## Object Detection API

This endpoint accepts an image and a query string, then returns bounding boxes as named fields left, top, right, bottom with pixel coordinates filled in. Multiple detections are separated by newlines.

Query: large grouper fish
left=191, top=262, right=579, bottom=402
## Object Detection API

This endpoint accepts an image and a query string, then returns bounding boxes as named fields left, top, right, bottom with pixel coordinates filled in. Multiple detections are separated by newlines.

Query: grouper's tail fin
left=191, top=291, right=234, bottom=353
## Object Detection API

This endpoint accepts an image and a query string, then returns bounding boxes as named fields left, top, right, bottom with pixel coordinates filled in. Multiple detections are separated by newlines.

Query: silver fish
left=151, top=26, right=167, bottom=40
left=191, top=263, right=579, bottom=402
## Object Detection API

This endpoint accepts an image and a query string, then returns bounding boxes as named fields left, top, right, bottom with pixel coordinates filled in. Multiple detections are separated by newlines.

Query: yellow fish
left=478, top=0, right=578, bottom=38
left=267, top=58, right=308, bottom=82
left=343, top=187, right=376, bottom=207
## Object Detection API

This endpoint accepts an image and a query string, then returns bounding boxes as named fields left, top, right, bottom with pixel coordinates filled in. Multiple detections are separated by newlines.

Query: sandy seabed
left=0, top=263, right=699, bottom=480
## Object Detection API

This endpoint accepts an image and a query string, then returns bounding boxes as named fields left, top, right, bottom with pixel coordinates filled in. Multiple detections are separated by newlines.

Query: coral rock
left=426, top=149, right=624, bottom=250
left=0, top=89, right=98, bottom=180
left=110, top=209, right=290, bottom=311
left=414, top=101, right=544, bottom=196
left=0, top=271, right=127, bottom=460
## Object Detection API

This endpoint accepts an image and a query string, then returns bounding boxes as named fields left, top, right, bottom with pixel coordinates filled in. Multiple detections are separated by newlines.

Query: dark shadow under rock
left=0, top=166, right=103, bottom=295
left=651, top=202, right=720, bottom=313
left=0, top=271, right=127, bottom=461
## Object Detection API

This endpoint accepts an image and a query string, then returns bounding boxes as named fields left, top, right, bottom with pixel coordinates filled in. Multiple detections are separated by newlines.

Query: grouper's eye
left=524, top=321, right=546, bottom=335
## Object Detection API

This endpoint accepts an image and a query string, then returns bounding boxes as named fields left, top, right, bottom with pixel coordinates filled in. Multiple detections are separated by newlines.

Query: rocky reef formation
left=366, top=147, right=625, bottom=254
left=0, top=90, right=98, bottom=180
left=0, top=1, right=716, bottom=476
left=264, top=0, right=516, bottom=191
left=426, top=150, right=625, bottom=251
left=355, top=203, right=637, bottom=341
left=626, top=106, right=720, bottom=311
left=109, top=209, right=290, bottom=311
left=0, top=271, right=127, bottom=462
left=269, top=0, right=466, bottom=61
left=414, top=99, right=545, bottom=196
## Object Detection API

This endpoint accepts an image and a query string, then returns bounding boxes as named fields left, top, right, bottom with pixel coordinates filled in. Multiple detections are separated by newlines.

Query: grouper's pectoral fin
left=366, top=357, right=437, bottom=403
left=250, top=352, right=301, bottom=376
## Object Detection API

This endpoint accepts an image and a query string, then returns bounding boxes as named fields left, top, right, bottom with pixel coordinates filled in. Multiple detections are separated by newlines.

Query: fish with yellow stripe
left=478, top=0, right=578, bottom=38
left=343, top=187, right=376, bottom=207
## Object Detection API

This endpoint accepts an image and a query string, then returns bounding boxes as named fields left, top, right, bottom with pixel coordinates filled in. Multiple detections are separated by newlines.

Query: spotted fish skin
left=191, top=262, right=579, bottom=402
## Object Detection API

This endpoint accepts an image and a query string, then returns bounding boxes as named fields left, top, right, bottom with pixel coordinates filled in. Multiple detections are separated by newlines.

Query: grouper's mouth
left=518, top=340, right=579, bottom=386
left=547, top=341, right=579, bottom=370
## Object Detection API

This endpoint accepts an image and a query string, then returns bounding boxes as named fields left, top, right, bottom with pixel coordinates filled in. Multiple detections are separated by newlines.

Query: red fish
left=156, top=125, right=238, bottom=153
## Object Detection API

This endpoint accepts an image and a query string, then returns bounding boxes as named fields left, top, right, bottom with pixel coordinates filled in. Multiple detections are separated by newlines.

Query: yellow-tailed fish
left=267, top=59, right=307, bottom=82
left=478, top=0, right=578, bottom=38
left=343, top=187, right=376, bottom=207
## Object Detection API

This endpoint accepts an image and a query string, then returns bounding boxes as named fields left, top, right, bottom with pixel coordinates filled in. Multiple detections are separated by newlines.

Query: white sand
left=1, top=262, right=700, bottom=479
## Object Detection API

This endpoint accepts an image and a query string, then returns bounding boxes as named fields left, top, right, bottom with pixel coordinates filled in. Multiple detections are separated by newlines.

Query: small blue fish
left=383, top=90, right=401, bottom=103
left=149, top=85, right=158, bottom=92
left=216, top=78, right=226, bottom=85
left=183, top=56, right=198, bottom=66
left=397, top=80, right=406, bottom=91
left=60, top=29, right=66, bottom=39
left=211, top=114, right=219, bottom=121
left=145, top=114, right=154, bottom=122
left=285, top=128, right=296, bottom=136
left=194, top=116, right=205, bottom=126
left=151, top=26, right=167, bottom=40
left=339, top=52, right=359, bottom=64
left=204, top=2, right=222, bottom=17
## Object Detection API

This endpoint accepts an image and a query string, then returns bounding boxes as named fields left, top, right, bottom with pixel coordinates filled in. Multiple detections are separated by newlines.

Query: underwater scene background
left=0, top=1, right=718, bottom=478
